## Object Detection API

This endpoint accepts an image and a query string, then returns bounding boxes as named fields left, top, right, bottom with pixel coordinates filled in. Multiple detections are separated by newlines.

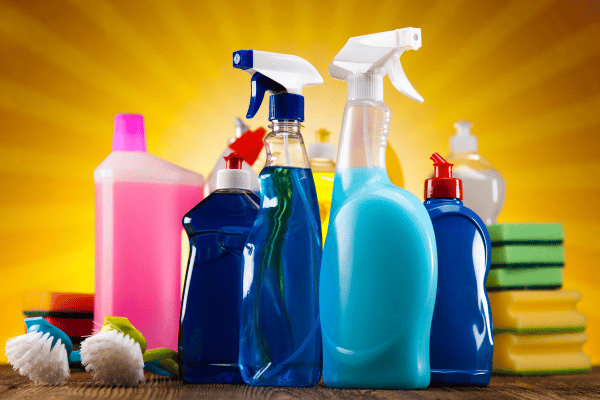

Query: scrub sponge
left=491, top=244, right=564, bottom=267
left=487, top=223, right=564, bottom=244
left=486, top=267, right=562, bottom=290
left=493, top=332, right=591, bottom=375
left=489, top=290, right=586, bottom=334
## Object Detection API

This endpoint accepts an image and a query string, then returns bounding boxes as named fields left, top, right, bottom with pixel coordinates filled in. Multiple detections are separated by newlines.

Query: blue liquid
left=320, top=166, right=437, bottom=389
left=425, top=198, right=493, bottom=386
left=179, top=190, right=260, bottom=384
left=239, top=166, right=322, bottom=386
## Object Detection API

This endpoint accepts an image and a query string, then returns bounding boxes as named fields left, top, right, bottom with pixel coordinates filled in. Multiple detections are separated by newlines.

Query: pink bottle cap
left=112, top=113, right=147, bottom=152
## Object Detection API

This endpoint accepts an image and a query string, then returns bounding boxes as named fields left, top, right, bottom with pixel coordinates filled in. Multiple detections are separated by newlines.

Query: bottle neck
left=347, top=74, right=384, bottom=102
left=336, top=100, right=390, bottom=172
left=264, top=120, right=310, bottom=169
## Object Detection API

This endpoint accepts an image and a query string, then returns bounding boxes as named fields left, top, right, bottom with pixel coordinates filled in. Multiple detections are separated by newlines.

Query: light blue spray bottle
left=232, top=50, right=323, bottom=387
left=320, top=28, right=438, bottom=389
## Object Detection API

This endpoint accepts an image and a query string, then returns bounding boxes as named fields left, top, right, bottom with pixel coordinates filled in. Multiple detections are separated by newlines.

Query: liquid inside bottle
left=320, top=100, right=437, bottom=389
left=239, top=121, right=322, bottom=386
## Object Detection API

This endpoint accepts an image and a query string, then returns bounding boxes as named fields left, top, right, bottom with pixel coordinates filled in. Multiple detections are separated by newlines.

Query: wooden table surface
left=1, top=365, right=599, bottom=399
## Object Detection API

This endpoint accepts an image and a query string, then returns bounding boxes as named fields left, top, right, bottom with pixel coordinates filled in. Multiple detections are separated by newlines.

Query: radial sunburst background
left=1, top=0, right=599, bottom=365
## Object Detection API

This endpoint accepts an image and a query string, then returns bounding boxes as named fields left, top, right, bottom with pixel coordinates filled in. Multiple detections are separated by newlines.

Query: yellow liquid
left=310, top=158, right=335, bottom=246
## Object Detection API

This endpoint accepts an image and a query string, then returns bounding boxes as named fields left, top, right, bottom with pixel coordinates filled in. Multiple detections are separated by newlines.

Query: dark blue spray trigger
left=247, top=72, right=286, bottom=119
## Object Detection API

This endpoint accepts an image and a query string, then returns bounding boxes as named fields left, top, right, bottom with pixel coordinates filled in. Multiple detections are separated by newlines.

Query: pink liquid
left=95, top=181, right=201, bottom=350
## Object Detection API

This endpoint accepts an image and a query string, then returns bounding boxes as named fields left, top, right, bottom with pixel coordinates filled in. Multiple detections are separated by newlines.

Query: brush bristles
left=80, top=329, right=145, bottom=387
left=4, top=331, right=70, bottom=385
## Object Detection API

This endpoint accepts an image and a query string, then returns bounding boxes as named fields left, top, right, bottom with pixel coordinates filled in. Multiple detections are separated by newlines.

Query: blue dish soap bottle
left=179, top=153, right=260, bottom=383
left=233, top=50, right=323, bottom=386
left=320, top=28, right=438, bottom=389
left=424, top=153, right=493, bottom=386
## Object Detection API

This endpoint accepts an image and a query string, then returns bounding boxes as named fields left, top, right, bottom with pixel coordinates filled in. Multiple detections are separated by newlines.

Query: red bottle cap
left=224, top=152, right=244, bottom=169
left=425, top=153, right=463, bottom=200
left=229, top=127, right=267, bottom=166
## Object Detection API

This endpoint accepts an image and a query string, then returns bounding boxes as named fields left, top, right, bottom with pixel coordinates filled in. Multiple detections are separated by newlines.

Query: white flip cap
left=216, top=169, right=251, bottom=191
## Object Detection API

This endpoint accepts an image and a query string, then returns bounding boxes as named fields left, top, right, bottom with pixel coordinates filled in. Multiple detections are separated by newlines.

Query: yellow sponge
left=489, top=290, right=586, bottom=334
left=493, top=332, right=591, bottom=375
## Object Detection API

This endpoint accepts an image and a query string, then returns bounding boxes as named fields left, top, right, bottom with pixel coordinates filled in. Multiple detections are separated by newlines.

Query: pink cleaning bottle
left=94, top=114, right=203, bottom=350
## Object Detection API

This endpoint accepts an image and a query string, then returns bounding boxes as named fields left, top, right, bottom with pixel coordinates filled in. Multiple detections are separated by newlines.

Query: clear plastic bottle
left=233, top=49, right=323, bottom=387
left=240, top=119, right=322, bottom=386
left=321, top=29, right=437, bottom=389
left=444, top=121, right=506, bottom=225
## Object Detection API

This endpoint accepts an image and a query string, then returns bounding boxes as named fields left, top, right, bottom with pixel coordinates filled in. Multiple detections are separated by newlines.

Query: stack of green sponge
left=487, top=223, right=565, bottom=291
left=486, top=223, right=591, bottom=375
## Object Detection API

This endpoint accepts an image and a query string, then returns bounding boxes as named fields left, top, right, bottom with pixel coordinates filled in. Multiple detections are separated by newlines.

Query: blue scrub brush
left=80, top=316, right=145, bottom=386
left=80, top=316, right=179, bottom=386
left=5, top=316, right=177, bottom=386
left=4, top=317, right=81, bottom=385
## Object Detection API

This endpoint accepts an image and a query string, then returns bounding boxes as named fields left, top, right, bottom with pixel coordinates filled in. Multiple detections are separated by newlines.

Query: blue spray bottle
left=233, top=50, right=323, bottom=386
left=179, top=153, right=260, bottom=383
left=424, top=153, right=493, bottom=386
left=320, top=28, right=437, bottom=389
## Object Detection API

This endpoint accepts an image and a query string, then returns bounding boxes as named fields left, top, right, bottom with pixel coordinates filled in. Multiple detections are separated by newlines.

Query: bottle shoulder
left=94, top=151, right=203, bottom=186
left=184, top=191, right=260, bottom=221
left=424, top=199, right=490, bottom=240
left=446, top=152, right=498, bottom=172
left=335, top=183, right=430, bottom=224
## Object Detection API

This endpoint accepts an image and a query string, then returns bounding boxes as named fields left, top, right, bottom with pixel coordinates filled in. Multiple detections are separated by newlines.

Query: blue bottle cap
left=269, top=93, right=304, bottom=122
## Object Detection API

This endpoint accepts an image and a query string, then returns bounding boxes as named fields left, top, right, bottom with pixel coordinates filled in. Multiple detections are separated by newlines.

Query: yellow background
left=1, top=0, right=598, bottom=365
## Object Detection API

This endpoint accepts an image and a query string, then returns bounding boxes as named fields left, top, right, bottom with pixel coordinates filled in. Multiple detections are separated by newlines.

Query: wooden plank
left=0, top=365, right=599, bottom=399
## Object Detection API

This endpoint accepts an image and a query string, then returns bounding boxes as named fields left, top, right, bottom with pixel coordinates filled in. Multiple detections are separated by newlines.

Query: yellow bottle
left=308, top=129, right=336, bottom=245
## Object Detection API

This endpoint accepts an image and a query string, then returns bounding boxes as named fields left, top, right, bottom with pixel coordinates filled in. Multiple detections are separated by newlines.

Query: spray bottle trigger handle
left=247, top=72, right=286, bottom=119
left=384, top=53, right=424, bottom=103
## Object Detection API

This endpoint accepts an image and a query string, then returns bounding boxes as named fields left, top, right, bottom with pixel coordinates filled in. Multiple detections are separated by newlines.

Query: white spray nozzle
left=233, top=50, right=323, bottom=120
left=451, top=120, right=478, bottom=153
left=329, top=28, right=423, bottom=102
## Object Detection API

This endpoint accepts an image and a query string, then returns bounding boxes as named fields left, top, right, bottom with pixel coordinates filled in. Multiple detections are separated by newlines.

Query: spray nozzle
left=425, top=153, right=462, bottom=200
left=233, top=50, right=323, bottom=121
left=450, top=120, right=478, bottom=153
left=224, top=152, right=244, bottom=170
left=329, top=28, right=423, bottom=102
left=246, top=73, right=286, bottom=119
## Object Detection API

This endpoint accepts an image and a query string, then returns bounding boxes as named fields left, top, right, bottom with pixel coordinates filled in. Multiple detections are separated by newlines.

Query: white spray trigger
left=384, top=52, right=424, bottom=103
left=330, top=28, right=423, bottom=103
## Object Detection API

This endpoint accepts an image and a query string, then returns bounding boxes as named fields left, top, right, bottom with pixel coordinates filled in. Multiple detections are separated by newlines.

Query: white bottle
left=444, top=121, right=506, bottom=225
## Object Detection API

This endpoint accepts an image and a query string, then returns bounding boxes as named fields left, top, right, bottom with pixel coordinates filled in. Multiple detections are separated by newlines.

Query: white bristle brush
left=4, top=318, right=76, bottom=385
left=79, top=316, right=146, bottom=387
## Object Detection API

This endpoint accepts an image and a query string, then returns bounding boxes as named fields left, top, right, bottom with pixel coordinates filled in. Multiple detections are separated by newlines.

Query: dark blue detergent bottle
left=179, top=153, right=260, bottom=383
left=424, top=153, right=493, bottom=386
left=233, top=49, right=323, bottom=387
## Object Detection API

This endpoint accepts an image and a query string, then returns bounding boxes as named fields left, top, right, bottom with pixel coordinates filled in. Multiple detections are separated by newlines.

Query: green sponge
left=491, top=244, right=564, bottom=267
left=487, top=223, right=563, bottom=244
left=486, top=266, right=563, bottom=290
